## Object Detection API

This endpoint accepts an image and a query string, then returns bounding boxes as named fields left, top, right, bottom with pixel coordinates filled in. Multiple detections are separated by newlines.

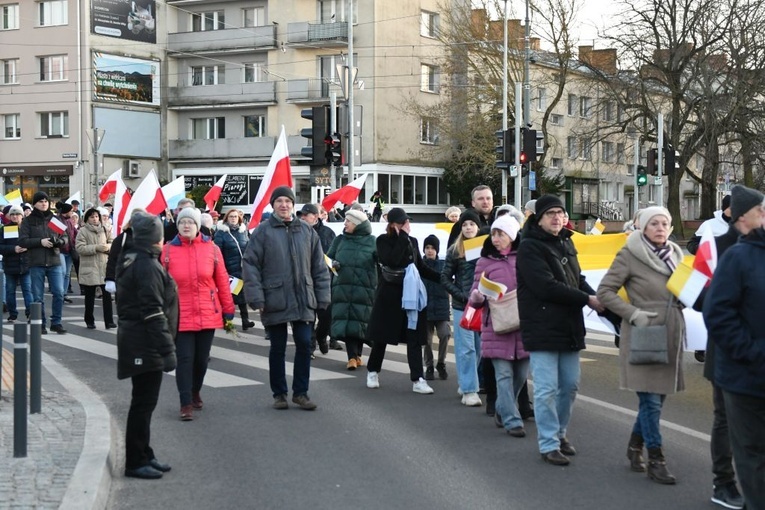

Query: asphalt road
left=35, top=294, right=718, bottom=510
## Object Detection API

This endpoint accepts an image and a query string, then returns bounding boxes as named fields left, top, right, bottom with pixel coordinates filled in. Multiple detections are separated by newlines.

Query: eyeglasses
left=177, top=219, right=197, bottom=226
left=543, top=209, right=566, bottom=217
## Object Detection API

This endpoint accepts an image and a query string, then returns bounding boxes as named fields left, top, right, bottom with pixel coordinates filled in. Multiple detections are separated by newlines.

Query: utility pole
left=501, top=0, right=509, bottom=204
left=346, top=0, right=355, bottom=181
left=657, top=113, right=664, bottom=206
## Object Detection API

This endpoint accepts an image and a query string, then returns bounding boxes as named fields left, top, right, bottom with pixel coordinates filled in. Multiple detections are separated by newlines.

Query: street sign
left=62, top=153, right=78, bottom=159
left=509, top=165, right=519, bottom=177
left=653, top=176, right=662, bottom=186
left=529, top=170, right=536, bottom=191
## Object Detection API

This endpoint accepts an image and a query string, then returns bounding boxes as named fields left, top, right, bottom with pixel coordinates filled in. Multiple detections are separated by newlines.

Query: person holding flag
left=0, top=205, right=33, bottom=323
left=18, top=192, right=68, bottom=334
left=213, top=209, right=255, bottom=331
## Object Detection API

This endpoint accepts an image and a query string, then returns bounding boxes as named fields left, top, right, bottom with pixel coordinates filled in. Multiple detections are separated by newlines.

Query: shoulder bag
left=628, top=299, right=672, bottom=365
left=487, top=290, right=520, bottom=334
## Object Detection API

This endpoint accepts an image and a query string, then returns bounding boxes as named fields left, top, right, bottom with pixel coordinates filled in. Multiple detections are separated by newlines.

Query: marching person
left=75, top=208, right=115, bottom=329
left=422, top=234, right=450, bottom=381
left=0, top=205, right=33, bottom=322
left=214, top=209, right=255, bottom=331
left=242, top=186, right=331, bottom=410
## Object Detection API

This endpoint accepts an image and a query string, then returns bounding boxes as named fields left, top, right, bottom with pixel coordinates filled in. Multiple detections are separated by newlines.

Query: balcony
left=168, top=26, right=276, bottom=55
left=169, top=135, right=306, bottom=161
left=286, top=79, right=333, bottom=102
left=287, top=21, right=348, bottom=48
left=167, top=81, right=277, bottom=108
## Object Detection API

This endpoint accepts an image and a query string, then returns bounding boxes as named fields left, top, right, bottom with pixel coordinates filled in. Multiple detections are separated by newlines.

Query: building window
left=191, top=66, right=224, bottom=86
left=602, top=101, right=615, bottom=122
left=39, top=111, right=68, bottom=137
left=567, top=94, right=577, bottom=116
left=536, top=87, right=547, bottom=111
left=581, top=138, right=592, bottom=160
left=39, top=55, right=67, bottom=81
left=551, top=157, right=563, bottom=169
left=420, top=64, right=439, bottom=93
left=243, top=63, right=263, bottom=83
left=567, top=136, right=577, bottom=159
left=192, top=117, right=225, bottom=139
left=617, top=142, right=626, bottom=164
left=1, top=58, right=19, bottom=84
left=192, top=11, right=225, bottom=31
left=39, top=0, right=67, bottom=26
left=3, top=113, right=20, bottom=139
left=550, top=113, right=563, bottom=126
left=244, top=115, right=265, bottom=137
left=580, top=96, right=592, bottom=118
left=420, top=117, right=438, bottom=144
left=242, top=7, right=264, bottom=27
left=421, top=10, right=438, bottom=37
left=1, top=3, right=19, bottom=30
left=602, top=141, right=615, bottom=163
left=403, top=175, right=414, bottom=203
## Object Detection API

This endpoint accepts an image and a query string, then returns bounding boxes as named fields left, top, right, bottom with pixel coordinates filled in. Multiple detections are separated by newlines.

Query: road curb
left=42, top=351, right=113, bottom=510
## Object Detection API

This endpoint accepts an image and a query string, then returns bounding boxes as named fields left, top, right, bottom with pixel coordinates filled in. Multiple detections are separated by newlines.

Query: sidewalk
left=0, top=347, right=112, bottom=510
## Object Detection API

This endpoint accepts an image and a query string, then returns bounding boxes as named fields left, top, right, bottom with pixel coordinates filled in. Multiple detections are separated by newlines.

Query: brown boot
left=647, top=447, right=676, bottom=484
left=626, top=433, right=646, bottom=472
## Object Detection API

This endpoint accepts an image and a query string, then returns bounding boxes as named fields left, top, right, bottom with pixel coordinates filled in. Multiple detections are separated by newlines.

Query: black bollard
left=14, top=322, right=27, bottom=458
left=30, top=303, right=42, bottom=414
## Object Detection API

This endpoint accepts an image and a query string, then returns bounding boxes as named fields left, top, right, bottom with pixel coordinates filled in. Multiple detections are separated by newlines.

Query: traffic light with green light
left=637, top=165, right=648, bottom=186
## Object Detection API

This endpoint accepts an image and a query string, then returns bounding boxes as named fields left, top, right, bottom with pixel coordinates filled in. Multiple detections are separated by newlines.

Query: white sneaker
left=462, top=392, right=482, bottom=406
left=413, top=377, right=435, bottom=394
left=367, top=371, right=380, bottom=389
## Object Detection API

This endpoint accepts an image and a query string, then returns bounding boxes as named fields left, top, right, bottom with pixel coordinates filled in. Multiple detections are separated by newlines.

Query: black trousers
left=367, top=341, right=424, bottom=382
left=83, top=284, right=113, bottom=325
left=125, top=370, right=163, bottom=470
left=723, top=390, right=765, bottom=510
left=345, top=337, right=364, bottom=360
left=711, top=383, right=736, bottom=486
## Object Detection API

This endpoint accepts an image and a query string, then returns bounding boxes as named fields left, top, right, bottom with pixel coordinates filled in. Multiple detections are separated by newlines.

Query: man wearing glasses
left=516, top=194, right=603, bottom=466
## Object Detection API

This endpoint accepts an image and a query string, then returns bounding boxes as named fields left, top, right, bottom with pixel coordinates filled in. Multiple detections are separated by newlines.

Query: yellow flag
left=478, top=272, right=507, bottom=300
left=463, top=235, right=488, bottom=261
left=3, top=225, right=18, bottom=239
left=229, top=277, right=244, bottom=295
left=4, top=189, right=22, bottom=206
left=666, top=262, right=708, bottom=307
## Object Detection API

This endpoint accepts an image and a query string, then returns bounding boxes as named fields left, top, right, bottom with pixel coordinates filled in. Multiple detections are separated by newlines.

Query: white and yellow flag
left=478, top=272, right=507, bottom=300
left=229, top=277, right=244, bottom=296
left=464, top=235, right=488, bottom=261
left=590, top=218, right=606, bottom=235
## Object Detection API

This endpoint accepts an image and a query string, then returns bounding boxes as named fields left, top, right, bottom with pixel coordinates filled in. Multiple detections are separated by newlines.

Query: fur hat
left=131, top=211, right=163, bottom=247
left=269, top=186, right=295, bottom=206
left=730, top=185, right=765, bottom=222
left=423, top=234, right=440, bottom=253
left=534, top=195, right=565, bottom=217
left=345, top=210, right=367, bottom=226
left=491, top=215, right=521, bottom=241
left=33, top=191, right=49, bottom=205
left=637, top=206, right=671, bottom=229
left=176, top=207, right=201, bottom=229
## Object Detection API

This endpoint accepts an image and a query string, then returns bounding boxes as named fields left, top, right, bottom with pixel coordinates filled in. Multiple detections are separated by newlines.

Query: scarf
left=641, top=234, right=677, bottom=272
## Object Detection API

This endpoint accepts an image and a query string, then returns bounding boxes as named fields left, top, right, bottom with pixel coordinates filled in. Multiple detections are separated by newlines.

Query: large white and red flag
left=112, top=176, right=131, bottom=237
left=99, top=169, right=122, bottom=202
left=121, top=169, right=168, bottom=229
left=247, top=126, right=293, bottom=230
left=203, top=174, right=227, bottom=211
left=692, top=224, right=717, bottom=280
left=321, top=173, right=369, bottom=213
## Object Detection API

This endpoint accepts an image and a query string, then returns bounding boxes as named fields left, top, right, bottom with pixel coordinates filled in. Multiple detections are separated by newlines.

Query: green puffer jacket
left=327, top=220, right=378, bottom=341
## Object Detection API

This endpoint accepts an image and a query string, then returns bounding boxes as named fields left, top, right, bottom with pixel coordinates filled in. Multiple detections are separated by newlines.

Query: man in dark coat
left=516, top=194, right=603, bottom=466
left=18, top=192, right=68, bottom=334
left=117, top=211, right=178, bottom=480
left=0, top=205, right=33, bottom=321
left=447, top=185, right=495, bottom=247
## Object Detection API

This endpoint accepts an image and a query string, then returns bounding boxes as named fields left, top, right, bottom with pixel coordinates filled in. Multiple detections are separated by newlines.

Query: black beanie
left=423, top=234, right=440, bottom=253
left=269, top=186, right=295, bottom=206
left=33, top=191, right=49, bottom=205
left=457, top=209, right=481, bottom=229
left=730, top=185, right=764, bottom=222
left=131, top=211, right=163, bottom=247
left=534, top=195, right=566, bottom=217
left=57, top=202, right=73, bottom=214
left=721, top=194, right=731, bottom=211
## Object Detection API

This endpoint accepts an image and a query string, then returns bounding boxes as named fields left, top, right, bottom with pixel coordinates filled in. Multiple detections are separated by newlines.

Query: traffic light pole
left=657, top=113, right=664, bottom=207
left=330, top=92, right=337, bottom=191
left=634, top=137, right=640, bottom=217
left=346, top=0, right=355, bottom=180
left=514, top=83, right=522, bottom=209
left=501, top=0, right=509, bottom=205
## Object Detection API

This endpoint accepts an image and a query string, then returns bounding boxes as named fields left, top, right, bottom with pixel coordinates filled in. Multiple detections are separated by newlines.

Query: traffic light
left=301, top=106, right=328, bottom=166
left=522, top=128, right=537, bottom=164
left=664, top=145, right=679, bottom=175
left=637, top=165, right=648, bottom=186
left=647, top=148, right=658, bottom=175
left=325, top=132, right=342, bottom=165
left=495, top=129, right=513, bottom=170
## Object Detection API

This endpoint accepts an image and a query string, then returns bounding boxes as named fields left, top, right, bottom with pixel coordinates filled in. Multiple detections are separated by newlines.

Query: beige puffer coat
left=75, top=223, right=112, bottom=286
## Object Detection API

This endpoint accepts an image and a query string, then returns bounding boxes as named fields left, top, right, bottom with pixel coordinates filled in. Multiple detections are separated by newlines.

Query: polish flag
left=247, top=126, right=293, bottom=230
left=692, top=225, right=717, bottom=281
left=48, top=216, right=67, bottom=235
left=321, top=173, right=369, bottom=213
left=99, top=169, right=122, bottom=202
left=121, top=169, right=168, bottom=229
left=203, top=174, right=227, bottom=211
left=112, top=176, right=131, bottom=237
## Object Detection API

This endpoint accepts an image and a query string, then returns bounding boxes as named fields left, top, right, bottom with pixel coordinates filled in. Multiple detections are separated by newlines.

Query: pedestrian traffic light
left=325, top=132, right=342, bottom=166
left=664, top=145, right=679, bottom=175
left=647, top=148, right=658, bottom=176
left=495, top=129, right=513, bottom=170
left=637, top=165, right=648, bottom=186
left=522, top=128, right=537, bottom=164
left=301, top=106, right=328, bottom=166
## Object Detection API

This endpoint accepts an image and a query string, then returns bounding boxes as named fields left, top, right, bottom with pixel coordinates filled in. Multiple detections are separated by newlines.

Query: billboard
left=91, top=0, right=157, bottom=44
left=93, top=53, right=160, bottom=106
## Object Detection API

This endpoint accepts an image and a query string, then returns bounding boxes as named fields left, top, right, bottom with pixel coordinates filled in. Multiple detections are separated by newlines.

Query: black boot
left=626, top=433, right=646, bottom=472
left=240, top=305, right=255, bottom=330
left=647, top=447, right=676, bottom=484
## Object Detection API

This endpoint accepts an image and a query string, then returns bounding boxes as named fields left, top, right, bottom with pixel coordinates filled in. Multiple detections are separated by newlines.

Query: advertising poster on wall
left=92, top=0, right=157, bottom=44
left=93, top=53, right=160, bottom=107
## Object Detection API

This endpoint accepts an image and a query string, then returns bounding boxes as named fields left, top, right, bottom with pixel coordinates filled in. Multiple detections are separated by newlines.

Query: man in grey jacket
left=242, top=186, right=331, bottom=410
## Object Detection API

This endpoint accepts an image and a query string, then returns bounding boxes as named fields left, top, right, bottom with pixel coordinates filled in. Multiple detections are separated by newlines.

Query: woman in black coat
left=116, top=212, right=178, bottom=480
left=365, top=208, right=440, bottom=394
left=214, top=209, right=253, bottom=330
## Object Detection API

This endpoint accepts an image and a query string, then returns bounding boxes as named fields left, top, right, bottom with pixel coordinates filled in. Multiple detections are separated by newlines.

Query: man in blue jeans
left=18, top=191, right=68, bottom=334
left=0, top=205, right=34, bottom=321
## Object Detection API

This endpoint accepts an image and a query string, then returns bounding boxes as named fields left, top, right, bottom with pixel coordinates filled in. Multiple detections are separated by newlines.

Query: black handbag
left=380, top=265, right=406, bottom=284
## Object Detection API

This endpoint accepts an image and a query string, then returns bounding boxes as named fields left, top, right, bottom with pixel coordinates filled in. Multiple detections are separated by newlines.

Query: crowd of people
left=1, top=184, right=763, bottom=510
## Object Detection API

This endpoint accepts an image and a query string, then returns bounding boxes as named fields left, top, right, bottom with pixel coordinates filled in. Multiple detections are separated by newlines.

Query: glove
left=331, top=260, right=341, bottom=270
left=104, top=281, right=116, bottom=294
left=630, top=309, right=658, bottom=328
left=162, top=352, right=177, bottom=373
left=223, top=313, right=235, bottom=322
left=470, top=289, right=485, bottom=304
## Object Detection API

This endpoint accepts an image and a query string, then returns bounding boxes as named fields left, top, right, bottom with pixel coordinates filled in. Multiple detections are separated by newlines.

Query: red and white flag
left=692, top=225, right=717, bottom=281
left=112, top=175, right=131, bottom=237
left=99, top=169, right=122, bottom=202
left=48, top=216, right=67, bottom=235
left=321, top=173, right=369, bottom=213
left=247, top=126, right=293, bottom=230
left=203, top=174, right=227, bottom=211
left=121, top=169, right=167, bottom=229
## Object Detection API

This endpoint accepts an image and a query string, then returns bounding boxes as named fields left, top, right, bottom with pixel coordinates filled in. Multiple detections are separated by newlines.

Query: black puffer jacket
left=105, top=228, right=133, bottom=283
left=18, top=208, right=67, bottom=267
left=0, top=222, right=29, bottom=275
left=116, top=244, right=178, bottom=380
left=516, top=218, right=594, bottom=352
left=441, top=249, right=478, bottom=311
left=312, top=218, right=336, bottom=254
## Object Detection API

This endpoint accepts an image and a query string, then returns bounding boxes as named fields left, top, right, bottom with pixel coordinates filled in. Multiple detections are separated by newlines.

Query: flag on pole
left=692, top=225, right=717, bottom=280
left=667, top=262, right=709, bottom=307
left=112, top=175, right=131, bottom=237
left=590, top=218, right=606, bottom=235
left=121, top=169, right=167, bottom=229
left=99, top=169, right=122, bottom=202
left=161, top=176, right=186, bottom=210
left=247, top=126, right=293, bottom=230
left=65, top=191, right=81, bottom=205
left=48, top=216, right=67, bottom=235
left=203, top=174, right=227, bottom=211
left=321, top=173, right=369, bottom=212
left=463, top=235, right=488, bottom=261
left=4, top=189, right=22, bottom=207
left=478, top=272, right=507, bottom=300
